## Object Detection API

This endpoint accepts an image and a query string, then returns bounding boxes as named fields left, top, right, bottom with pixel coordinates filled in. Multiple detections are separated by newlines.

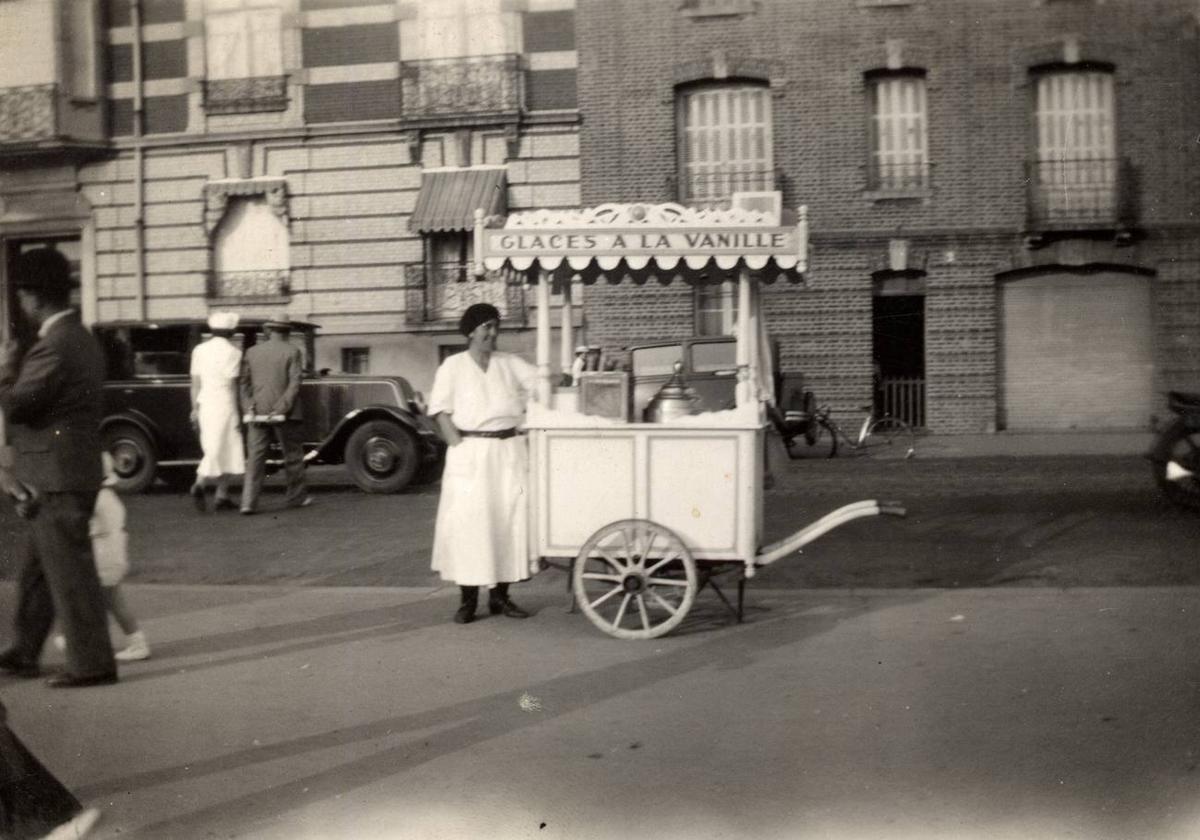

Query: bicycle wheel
left=786, top=417, right=838, bottom=459
left=862, top=417, right=916, bottom=458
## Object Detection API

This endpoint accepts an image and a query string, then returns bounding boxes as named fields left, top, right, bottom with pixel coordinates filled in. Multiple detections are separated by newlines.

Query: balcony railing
left=202, top=76, right=289, bottom=115
left=0, top=84, right=58, bottom=143
left=405, top=263, right=525, bottom=325
left=867, top=160, right=931, bottom=192
left=669, top=167, right=781, bottom=208
left=208, top=270, right=290, bottom=301
left=1026, top=157, right=1136, bottom=230
left=400, top=54, right=523, bottom=119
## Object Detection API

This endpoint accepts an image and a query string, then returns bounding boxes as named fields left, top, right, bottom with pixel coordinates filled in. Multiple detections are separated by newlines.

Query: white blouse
left=428, top=351, right=538, bottom=432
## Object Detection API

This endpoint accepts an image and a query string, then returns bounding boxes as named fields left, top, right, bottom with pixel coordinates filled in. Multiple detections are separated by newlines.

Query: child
left=53, top=453, right=150, bottom=662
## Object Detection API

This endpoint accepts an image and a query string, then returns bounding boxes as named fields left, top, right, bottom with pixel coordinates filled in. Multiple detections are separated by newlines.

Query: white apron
left=190, top=336, right=245, bottom=479
left=428, top=351, right=538, bottom=586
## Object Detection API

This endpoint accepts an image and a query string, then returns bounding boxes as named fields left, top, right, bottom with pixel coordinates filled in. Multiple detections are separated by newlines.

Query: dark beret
left=459, top=303, right=501, bottom=337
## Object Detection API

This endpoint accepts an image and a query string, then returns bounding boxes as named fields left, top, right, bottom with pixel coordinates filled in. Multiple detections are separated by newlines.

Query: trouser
left=459, top=583, right=511, bottom=606
left=241, top=421, right=307, bottom=511
left=0, top=721, right=81, bottom=839
left=12, top=492, right=115, bottom=678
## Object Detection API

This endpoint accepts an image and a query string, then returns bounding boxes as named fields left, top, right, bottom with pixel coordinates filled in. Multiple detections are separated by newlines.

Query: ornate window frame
left=203, top=177, right=291, bottom=302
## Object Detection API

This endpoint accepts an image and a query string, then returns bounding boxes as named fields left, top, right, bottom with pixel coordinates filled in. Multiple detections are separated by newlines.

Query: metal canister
left=643, top=362, right=700, bottom=422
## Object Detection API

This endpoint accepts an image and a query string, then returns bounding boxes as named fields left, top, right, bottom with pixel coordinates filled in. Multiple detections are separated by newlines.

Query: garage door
left=1001, top=271, right=1153, bottom=430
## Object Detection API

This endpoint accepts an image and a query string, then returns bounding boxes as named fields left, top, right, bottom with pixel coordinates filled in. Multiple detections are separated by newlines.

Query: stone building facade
left=575, top=0, right=1200, bottom=432
left=0, top=0, right=580, bottom=395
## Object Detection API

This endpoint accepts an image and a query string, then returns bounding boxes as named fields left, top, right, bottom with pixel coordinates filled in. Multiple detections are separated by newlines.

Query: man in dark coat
left=0, top=248, right=117, bottom=688
left=239, top=318, right=311, bottom=514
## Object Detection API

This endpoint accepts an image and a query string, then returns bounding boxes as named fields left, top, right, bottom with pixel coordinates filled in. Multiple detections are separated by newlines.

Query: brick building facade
left=0, top=0, right=580, bottom=395
left=574, top=0, right=1200, bottom=432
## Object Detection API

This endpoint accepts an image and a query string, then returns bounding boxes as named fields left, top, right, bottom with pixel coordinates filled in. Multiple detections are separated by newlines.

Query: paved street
left=2, top=449, right=1200, bottom=839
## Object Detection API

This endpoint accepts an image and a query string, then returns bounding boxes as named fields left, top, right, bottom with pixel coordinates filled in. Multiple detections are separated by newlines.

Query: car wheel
left=103, top=425, right=158, bottom=493
left=345, top=420, right=420, bottom=494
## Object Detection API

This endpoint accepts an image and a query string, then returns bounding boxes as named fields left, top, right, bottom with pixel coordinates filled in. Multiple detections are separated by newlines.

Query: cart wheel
left=572, top=519, right=697, bottom=640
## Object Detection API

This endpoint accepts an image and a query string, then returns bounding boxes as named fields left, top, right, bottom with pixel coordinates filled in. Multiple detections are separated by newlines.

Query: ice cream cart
left=474, top=200, right=903, bottom=639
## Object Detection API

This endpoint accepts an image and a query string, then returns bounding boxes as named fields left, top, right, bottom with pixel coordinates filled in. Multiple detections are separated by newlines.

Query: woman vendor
left=428, top=303, right=538, bottom=623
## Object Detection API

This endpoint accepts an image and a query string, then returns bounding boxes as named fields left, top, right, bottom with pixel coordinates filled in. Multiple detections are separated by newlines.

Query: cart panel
left=544, top=435, right=637, bottom=549
left=647, top=435, right=740, bottom=553
left=533, top=425, right=761, bottom=562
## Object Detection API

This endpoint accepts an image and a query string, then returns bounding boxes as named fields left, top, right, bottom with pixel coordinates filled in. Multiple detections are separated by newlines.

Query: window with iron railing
left=1030, top=68, right=1117, bottom=225
left=203, top=0, right=286, bottom=114
left=677, top=84, right=773, bottom=207
left=866, top=71, right=929, bottom=191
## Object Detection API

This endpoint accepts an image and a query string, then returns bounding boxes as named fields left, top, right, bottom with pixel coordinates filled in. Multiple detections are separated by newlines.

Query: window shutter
left=682, top=85, right=772, bottom=204
left=206, top=12, right=248, bottom=80
left=869, top=75, right=927, bottom=188
left=247, top=8, right=282, bottom=77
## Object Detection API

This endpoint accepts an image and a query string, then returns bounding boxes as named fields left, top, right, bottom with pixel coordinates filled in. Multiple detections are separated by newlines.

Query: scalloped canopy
left=476, top=201, right=808, bottom=285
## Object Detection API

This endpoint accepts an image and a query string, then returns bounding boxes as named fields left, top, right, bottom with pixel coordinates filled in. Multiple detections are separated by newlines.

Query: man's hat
left=207, top=311, right=239, bottom=331
left=263, top=314, right=292, bottom=331
left=11, top=248, right=73, bottom=295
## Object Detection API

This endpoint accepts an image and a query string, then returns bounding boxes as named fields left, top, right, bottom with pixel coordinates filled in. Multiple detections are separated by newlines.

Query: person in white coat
left=429, top=303, right=538, bottom=624
left=188, top=312, right=245, bottom=512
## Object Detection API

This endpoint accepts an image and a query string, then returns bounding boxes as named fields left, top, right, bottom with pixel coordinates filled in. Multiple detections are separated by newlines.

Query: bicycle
left=781, top=398, right=916, bottom=459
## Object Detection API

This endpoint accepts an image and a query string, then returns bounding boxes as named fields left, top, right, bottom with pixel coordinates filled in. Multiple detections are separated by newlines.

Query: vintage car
left=93, top=318, right=445, bottom=494
left=627, top=335, right=807, bottom=418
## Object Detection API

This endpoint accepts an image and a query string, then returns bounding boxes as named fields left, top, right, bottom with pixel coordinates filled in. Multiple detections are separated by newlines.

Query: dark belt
left=458, top=428, right=518, bottom=439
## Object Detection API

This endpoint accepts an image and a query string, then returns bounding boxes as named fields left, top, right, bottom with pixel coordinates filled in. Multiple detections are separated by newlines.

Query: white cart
left=474, top=201, right=904, bottom=639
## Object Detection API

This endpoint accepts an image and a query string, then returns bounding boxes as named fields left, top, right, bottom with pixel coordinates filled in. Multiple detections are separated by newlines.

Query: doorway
left=872, top=292, right=926, bottom=428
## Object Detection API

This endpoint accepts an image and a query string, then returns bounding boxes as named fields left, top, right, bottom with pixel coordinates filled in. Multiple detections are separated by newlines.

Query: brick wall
left=301, top=23, right=398, bottom=67
left=576, top=0, right=1200, bottom=432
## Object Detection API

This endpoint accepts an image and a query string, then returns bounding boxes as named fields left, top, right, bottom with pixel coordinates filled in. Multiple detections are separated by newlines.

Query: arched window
left=677, top=83, right=773, bottom=207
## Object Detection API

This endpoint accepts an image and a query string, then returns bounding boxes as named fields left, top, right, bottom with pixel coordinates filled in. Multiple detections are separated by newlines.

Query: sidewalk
left=5, top=580, right=1200, bottom=840
left=916, top=430, right=1153, bottom=458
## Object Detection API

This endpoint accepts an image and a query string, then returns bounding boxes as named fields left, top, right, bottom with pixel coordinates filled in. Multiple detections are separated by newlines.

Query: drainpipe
left=130, top=0, right=146, bottom=319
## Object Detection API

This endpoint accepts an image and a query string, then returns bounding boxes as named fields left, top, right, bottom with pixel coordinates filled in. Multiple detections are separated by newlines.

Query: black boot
left=488, top=583, right=530, bottom=619
left=454, top=586, right=478, bottom=624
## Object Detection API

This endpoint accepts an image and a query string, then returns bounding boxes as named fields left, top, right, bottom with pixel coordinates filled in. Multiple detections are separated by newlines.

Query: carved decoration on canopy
left=501, top=202, right=779, bottom=230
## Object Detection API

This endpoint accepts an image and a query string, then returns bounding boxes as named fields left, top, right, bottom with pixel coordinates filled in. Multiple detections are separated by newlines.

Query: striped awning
left=409, top=167, right=507, bottom=233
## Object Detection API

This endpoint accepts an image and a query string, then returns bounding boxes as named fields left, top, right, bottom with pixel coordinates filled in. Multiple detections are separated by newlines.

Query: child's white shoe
left=52, top=634, right=66, bottom=652
left=114, top=630, right=150, bottom=662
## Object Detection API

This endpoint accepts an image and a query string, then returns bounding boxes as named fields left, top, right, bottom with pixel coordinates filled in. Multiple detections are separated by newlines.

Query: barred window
left=1033, top=69, right=1116, bottom=218
left=678, top=84, right=773, bottom=206
left=341, top=347, right=370, bottom=374
left=867, top=71, right=928, bottom=190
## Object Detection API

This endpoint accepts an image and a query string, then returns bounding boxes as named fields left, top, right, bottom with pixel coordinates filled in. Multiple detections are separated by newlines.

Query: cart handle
left=753, top=499, right=904, bottom=570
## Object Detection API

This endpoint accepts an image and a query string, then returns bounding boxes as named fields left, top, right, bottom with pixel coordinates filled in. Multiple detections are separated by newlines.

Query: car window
left=632, top=345, right=682, bottom=377
left=134, top=351, right=189, bottom=377
left=692, top=341, right=737, bottom=373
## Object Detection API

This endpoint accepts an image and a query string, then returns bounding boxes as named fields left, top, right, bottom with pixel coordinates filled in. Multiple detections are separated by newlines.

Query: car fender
left=99, top=410, right=164, bottom=456
left=317, top=406, right=441, bottom=464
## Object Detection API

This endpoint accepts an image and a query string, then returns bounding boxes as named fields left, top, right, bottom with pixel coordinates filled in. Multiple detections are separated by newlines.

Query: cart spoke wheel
left=573, top=519, right=697, bottom=640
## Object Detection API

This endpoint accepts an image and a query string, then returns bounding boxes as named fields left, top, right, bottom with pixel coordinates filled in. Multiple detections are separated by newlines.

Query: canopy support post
left=735, top=267, right=754, bottom=408
left=559, top=277, right=573, bottom=382
left=536, top=269, right=553, bottom=405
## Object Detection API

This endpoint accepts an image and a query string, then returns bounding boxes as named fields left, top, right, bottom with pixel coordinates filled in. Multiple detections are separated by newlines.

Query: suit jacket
left=239, top=338, right=304, bottom=420
left=0, top=313, right=104, bottom=494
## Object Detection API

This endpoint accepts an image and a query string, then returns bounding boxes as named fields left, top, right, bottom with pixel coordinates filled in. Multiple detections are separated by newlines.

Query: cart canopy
left=475, top=201, right=807, bottom=285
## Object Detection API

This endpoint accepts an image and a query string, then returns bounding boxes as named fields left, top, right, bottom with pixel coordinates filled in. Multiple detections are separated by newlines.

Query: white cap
left=574, top=345, right=589, bottom=354
left=207, top=312, right=239, bottom=331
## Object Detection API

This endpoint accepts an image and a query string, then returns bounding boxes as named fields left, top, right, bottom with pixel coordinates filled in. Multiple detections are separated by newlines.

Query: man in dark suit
left=0, top=248, right=117, bottom=688
left=239, top=317, right=312, bottom=514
